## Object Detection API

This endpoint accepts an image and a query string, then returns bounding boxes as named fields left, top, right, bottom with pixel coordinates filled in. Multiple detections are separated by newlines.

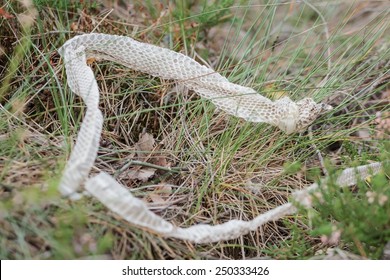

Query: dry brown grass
left=0, top=0, right=389, bottom=259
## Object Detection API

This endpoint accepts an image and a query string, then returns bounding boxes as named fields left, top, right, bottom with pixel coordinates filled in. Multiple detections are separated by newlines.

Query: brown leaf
left=148, top=185, right=173, bottom=204
left=151, top=155, right=171, bottom=169
left=70, top=22, right=79, bottom=32
left=155, top=184, right=173, bottom=195
left=127, top=167, right=156, bottom=182
left=0, top=8, right=14, bottom=19
left=148, top=193, right=166, bottom=204
left=135, top=132, right=155, bottom=160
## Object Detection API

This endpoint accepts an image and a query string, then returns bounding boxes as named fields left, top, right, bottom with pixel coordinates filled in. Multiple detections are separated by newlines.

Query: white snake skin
left=58, top=33, right=384, bottom=243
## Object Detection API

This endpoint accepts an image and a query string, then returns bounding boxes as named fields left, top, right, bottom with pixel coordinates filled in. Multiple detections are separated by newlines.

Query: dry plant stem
left=115, top=160, right=185, bottom=177
left=85, top=162, right=383, bottom=243
left=308, top=126, right=328, bottom=176
left=302, top=0, right=332, bottom=86
left=58, top=33, right=383, bottom=243
left=91, top=9, right=114, bottom=33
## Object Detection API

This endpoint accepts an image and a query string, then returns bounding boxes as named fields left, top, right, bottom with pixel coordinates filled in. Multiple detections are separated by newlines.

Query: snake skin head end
left=275, top=97, right=332, bottom=134
left=295, top=98, right=333, bottom=133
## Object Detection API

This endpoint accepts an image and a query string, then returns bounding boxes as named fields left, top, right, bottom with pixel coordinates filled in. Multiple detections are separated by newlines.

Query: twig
left=91, top=9, right=114, bottom=33
left=115, top=160, right=187, bottom=177
left=308, top=126, right=328, bottom=176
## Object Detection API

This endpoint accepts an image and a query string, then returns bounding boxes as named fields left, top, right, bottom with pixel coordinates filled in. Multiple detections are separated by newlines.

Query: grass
left=0, top=0, right=389, bottom=259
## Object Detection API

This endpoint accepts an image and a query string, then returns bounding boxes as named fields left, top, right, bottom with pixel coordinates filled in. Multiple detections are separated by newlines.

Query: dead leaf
left=70, top=22, right=78, bottom=31
left=148, top=184, right=173, bottom=204
left=155, top=184, right=173, bottom=194
left=0, top=8, right=14, bottom=19
left=127, top=167, right=156, bottom=182
left=125, top=131, right=172, bottom=182
left=135, top=132, right=155, bottom=159
left=151, top=155, right=171, bottom=169
left=149, top=193, right=165, bottom=204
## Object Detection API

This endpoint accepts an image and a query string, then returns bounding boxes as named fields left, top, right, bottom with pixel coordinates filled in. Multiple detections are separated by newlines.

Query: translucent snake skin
left=58, top=33, right=384, bottom=243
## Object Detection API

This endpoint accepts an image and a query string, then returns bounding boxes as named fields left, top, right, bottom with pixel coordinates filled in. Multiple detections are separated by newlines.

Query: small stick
left=115, top=160, right=187, bottom=177
left=308, top=126, right=328, bottom=176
